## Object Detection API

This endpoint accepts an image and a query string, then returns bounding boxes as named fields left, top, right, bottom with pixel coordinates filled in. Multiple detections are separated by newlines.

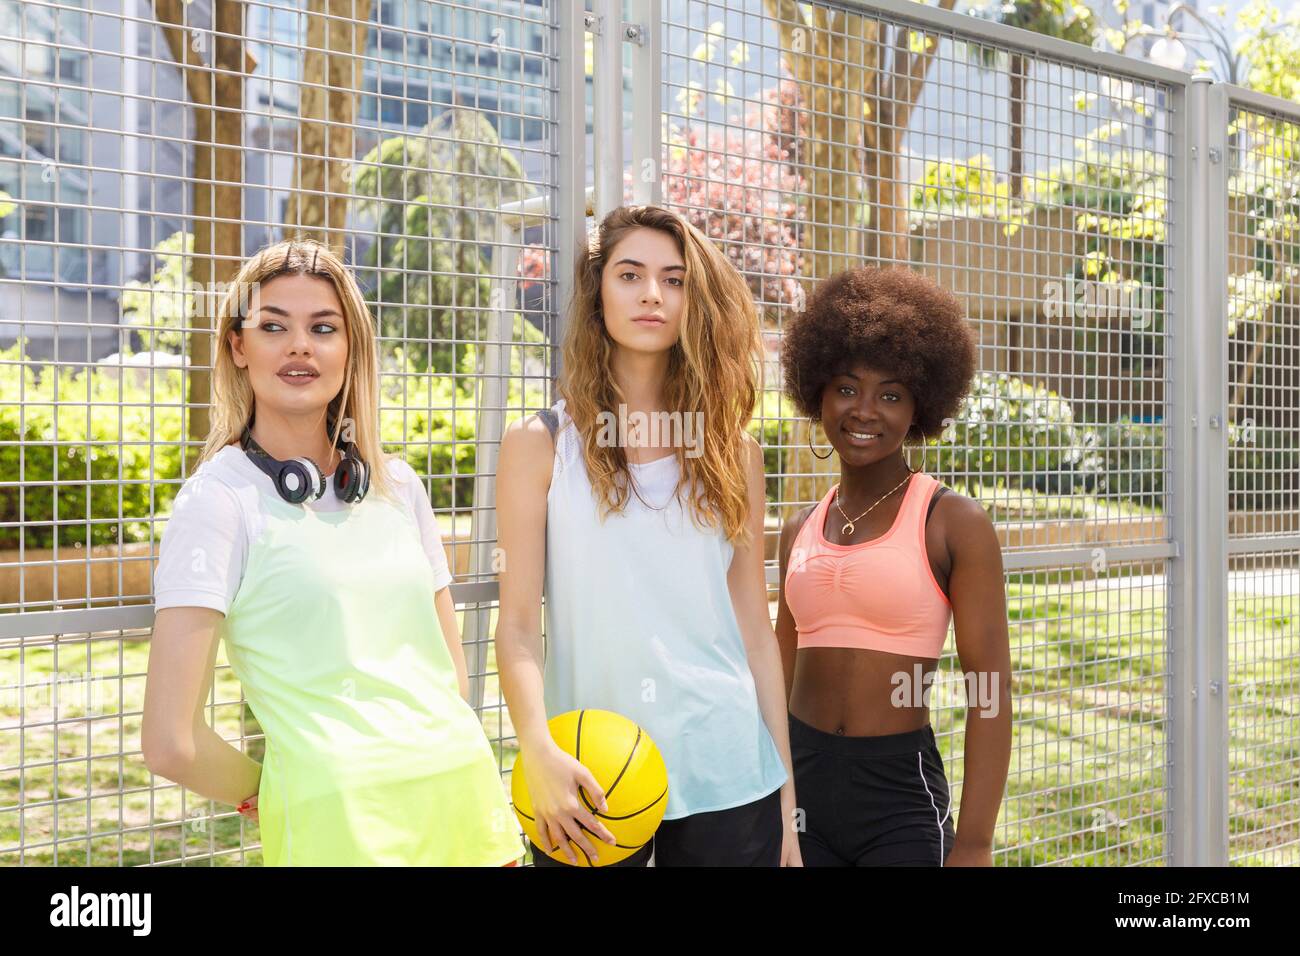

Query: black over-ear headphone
left=240, top=417, right=371, bottom=505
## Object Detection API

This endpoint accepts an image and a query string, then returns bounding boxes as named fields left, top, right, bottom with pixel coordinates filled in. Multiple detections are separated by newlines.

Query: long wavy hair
left=200, top=238, right=396, bottom=503
left=560, top=205, right=760, bottom=545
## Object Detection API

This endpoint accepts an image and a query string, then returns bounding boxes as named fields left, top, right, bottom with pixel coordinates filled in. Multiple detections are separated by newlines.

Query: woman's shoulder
left=376, top=455, right=434, bottom=519
left=925, top=481, right=996, bottom=542
left=160, top=448, right=252, bottom=554
left=924, top=479, right=981, bottom=515
left=779, top=501, right=819, bottom=566
left=502, top=405, right=564, bottom=457
left=381, top=454, right=420, bottom=487
left=189, top=443, right=262, bottom=488
left=781, top=501, right=819, bottom=536
left=171, top=446, right=252, bottom=514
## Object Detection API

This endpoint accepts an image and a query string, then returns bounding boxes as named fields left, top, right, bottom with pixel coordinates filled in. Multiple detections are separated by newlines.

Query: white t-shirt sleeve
left=153, top=472, right=247, bottom=615
left=395, top=460, right=454, bottom=593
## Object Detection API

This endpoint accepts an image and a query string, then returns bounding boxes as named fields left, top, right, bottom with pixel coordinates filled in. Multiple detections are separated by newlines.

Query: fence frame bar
left=591, top=0, right=624, bottom=220
left=554, top=0, right=589, bottom=386
left=1169, top=74, right=1231, bottom=867
left=627, top=0, right=663, bottom=208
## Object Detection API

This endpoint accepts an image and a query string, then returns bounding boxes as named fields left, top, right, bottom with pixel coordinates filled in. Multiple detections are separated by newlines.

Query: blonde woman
left=143, top=239, right=522, bottom=866
left=495, top=205, right=799, bottom=867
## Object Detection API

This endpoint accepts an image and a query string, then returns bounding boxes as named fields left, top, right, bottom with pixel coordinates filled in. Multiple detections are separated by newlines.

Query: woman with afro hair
left=775, top=266, right=1011, bottom=866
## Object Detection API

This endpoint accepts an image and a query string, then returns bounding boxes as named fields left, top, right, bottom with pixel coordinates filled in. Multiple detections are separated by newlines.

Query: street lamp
left=1136, top=2, right=1244, bottom=85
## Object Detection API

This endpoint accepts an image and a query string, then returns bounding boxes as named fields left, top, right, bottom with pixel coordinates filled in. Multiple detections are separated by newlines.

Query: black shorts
left=528, top=785, right=783, bottom=867
left=789, top=711, right=956, bottom=867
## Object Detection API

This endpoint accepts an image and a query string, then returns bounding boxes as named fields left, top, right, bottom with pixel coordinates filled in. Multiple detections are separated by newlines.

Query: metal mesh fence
left=0, top=0, right=562, bottom=864
left=659, top=0, right=1178, bottom=865
left=1225, top=95, right=1300, bottom=866
left=0, top=0, right=1296, bottom=867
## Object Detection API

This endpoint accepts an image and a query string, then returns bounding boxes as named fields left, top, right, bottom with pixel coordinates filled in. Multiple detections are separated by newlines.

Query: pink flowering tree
left=518, top=80, right=806, bottom=332
left=658, top=79, right=805, bottom=325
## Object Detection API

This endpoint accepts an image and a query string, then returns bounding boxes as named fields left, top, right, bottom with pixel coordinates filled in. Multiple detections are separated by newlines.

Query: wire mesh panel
left=0, top=0, right=562, bottom=864
left=1225, top=95, right=1300, bottom=867
left=0, top=0, right=1290, bottom=870
left=658, top=0, right=1178, bottom=865
left=3, top=622, right=266, bottom=865
left=996, top=560, right=1169, bottom=865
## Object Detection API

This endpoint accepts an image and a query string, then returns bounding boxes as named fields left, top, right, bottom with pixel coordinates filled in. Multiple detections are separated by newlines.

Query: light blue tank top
left=541, top=399, right=787, bottom=819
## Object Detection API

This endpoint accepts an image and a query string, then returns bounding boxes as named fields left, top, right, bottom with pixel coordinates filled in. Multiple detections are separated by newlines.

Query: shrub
left=0, top=341, right=550, bottom=550
left=0, top=345, right=185, bottom=550
left=923, top=371, right=1104, bottom=494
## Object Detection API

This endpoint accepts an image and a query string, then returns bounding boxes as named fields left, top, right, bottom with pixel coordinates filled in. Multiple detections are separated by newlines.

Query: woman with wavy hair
left=143, top=239, right=522, bottom=866
left=495, top=205, right=798, bottom=867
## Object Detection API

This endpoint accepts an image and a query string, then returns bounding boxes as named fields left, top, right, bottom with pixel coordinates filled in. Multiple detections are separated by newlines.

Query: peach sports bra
left=784, top=472, right=953, bottom=660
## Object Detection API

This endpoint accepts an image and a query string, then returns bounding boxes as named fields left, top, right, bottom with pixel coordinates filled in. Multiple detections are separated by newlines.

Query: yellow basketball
left=510, top=709, right=669, bottom=867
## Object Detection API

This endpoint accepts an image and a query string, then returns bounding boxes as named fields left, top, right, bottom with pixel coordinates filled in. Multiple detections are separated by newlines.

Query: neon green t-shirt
left=208, top=458, right=522, bottom=866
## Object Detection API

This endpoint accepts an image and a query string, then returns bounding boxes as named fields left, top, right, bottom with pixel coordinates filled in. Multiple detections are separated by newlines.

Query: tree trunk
left=154, top=0, right=250, bottom=472
left=763, top=0, right=954, bottom=509
left=764, top=1, right=870, bottom=289
left=285, top=0, right=374, bottom=250
left=1009, top=53, right=1026, bottom=199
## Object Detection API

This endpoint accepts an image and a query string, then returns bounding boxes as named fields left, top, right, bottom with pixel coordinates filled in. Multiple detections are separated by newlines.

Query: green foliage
left=748, top=389, right=800, bottom=501
left=1089, top=420, right=1164, bottom=502
left=351, top=107, right=534, bottom=374
left=923, top=371, right=1104, bottom=494
left=118, top=231, right=194, bottom=354
left=908, top=83, right=1171, bottom=338
left=1084, top=0, right=1300, bottom=346
left=918, top=371, right=1298, bottom=510
left=1227, top=117, right=1299, bottom=335
left=0, top=333, right=553, bottom=549
left=965, top=0, right=1098, bottom=55
left=1234, top=0, right=1300, bottom=103
left=376, top=336, right=550, bottom=511
left=0, top=344, right=185, bottom=550
left=377, top=346, right=480, bottom=511
left=912, top=154, right=1013, bottom=217
left=1038, top=131, right=1169, bottom=332
left=1228, top=423, right=1300, bottom=513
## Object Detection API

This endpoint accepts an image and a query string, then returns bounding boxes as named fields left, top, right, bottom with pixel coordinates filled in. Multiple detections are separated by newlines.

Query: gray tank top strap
left=536, top=407, right=559, bottom=440
left=925, top=483, right=948, bottom=524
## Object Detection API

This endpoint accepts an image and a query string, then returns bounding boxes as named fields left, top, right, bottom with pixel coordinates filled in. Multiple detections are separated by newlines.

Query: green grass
left=955, top=481, right=1164, bottom=522
left=2, top=581, right=1295, bottom=866
left=922, top=576, right=1297, bottom=866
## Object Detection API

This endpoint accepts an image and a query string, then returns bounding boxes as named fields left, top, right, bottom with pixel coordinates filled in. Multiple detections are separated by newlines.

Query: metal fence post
left=1170, top=74, right=1231, bottom=866
left=1166, top=72, right=1199, bottom=869
left=591, top=0, right=624, bottom=219
left=627, top=0, right=662, bottom=207
left=554, top=0, right=589, bottom=385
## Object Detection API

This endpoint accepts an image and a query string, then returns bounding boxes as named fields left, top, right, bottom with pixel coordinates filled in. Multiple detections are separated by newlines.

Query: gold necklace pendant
left=834, top=471, right=913, bottom=540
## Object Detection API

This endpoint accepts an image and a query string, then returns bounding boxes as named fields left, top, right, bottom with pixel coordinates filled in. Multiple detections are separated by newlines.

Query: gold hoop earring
left=904, top=425, right=923, bottom=474
left=807, top=419, right=833, bottom=460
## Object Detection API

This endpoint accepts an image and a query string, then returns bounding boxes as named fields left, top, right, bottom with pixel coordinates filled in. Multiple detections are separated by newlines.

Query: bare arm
left=494, top=415, right=615, bottom=863
left=141, top=606, right=262, bottom=807
left=727, top=433, right=802, bottom=865
left=494, top=416, right=555, bottom=762
left=774, top=505, right=814, bottom=703
left=433, top=586, right=470, bottom=702
left=942, top=496, right=1013, bottom=866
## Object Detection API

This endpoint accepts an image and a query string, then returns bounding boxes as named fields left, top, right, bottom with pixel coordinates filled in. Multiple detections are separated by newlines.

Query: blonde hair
left=201, top=238, right=396, bottom=503
left=560, top=205, right=761, bottom=545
